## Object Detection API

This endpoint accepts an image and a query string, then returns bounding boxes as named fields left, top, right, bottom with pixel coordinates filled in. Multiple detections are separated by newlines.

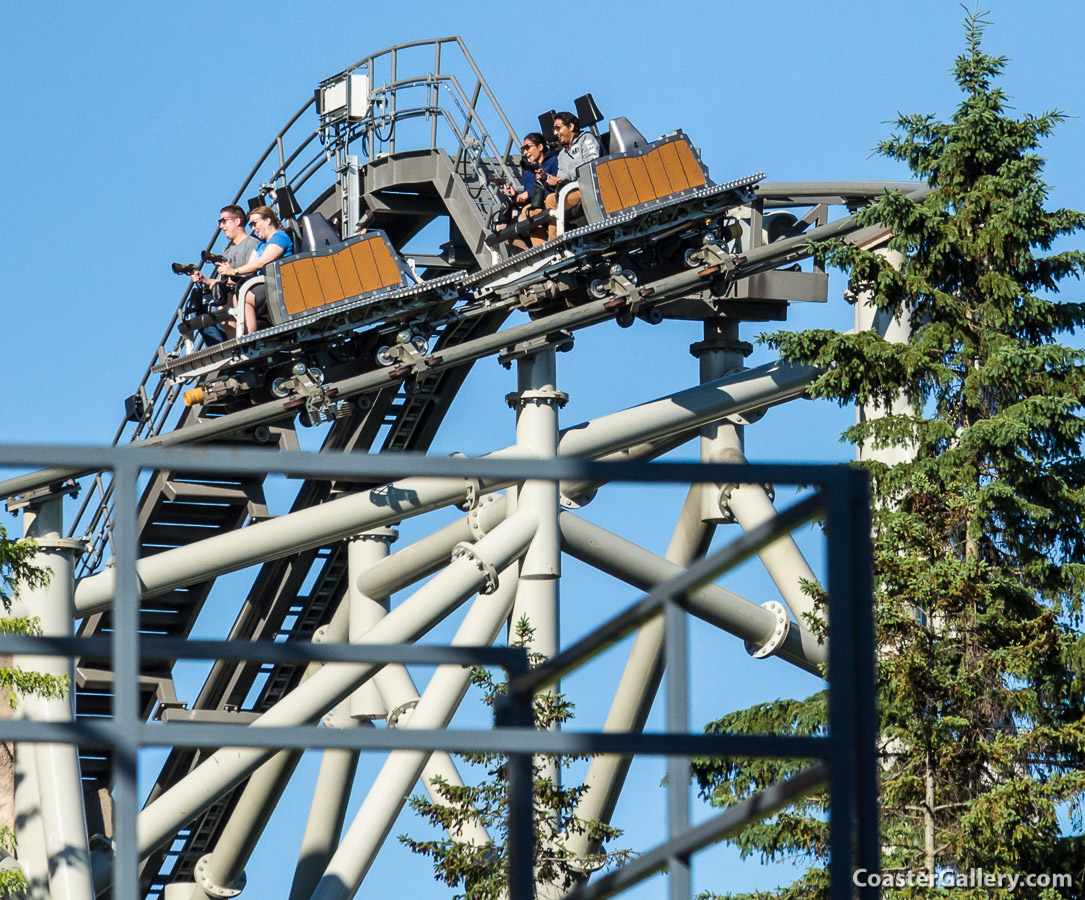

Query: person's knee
left=564, top=190, right=582, bottom=211
left=544, top=193, right=558, bottom=210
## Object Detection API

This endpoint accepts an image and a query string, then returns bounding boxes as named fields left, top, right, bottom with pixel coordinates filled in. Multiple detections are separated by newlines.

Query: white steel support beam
left=695, top=319, right=750, bottom=524
left=558, top=513, right=825, bottom=673
left=348, top=528, right=398, bottom=719
left=717, top=447, right=821, bottom=627
left=189, top=750, right=302, bottom=900
left=73, top=360, right=818, bottom=617
left=310, top=565, right=519, bottom=900
left=509, top=347, right=564, bottom=657
left=508, top=346, right=565, bottom=886
left=564, top=487, right=712, bottom=861
left=286, top=711, right=365, bottom=900
left=122, top=508, right=539, bottom=890
left=14, top=497, right=94, bottom=900
left=555, top=360, right=815, bottom=461
left=12, top=739, right=48, bottom=900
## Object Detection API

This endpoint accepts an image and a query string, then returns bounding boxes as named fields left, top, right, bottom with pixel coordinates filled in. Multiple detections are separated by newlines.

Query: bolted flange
left=560, top=488, right=597, bottom=510
left=744, top=600, right=791, bottom=660
left=468, top=494, right=500, bottom=540
left=347, top=526, right=399, bottom=545
left=31, top=536, right=87, bottom=554
left=194, top=854, right=247, bottom=899
left=387, top=698, right=419, bottom=729
left=447, top=453, right=482, bottom=510
left=718, top=482, right=775, bottom=520
left=688, top=338, right=753, bottom=359
left=451, top=541, right=499, bottom=594
left=504, top=388, right=569, bottom=410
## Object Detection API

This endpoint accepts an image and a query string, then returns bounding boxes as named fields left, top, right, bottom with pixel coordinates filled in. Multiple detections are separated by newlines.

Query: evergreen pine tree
left=694, top=9, right=1085, bottom=898
left=400, top=619, right=631, bottom=900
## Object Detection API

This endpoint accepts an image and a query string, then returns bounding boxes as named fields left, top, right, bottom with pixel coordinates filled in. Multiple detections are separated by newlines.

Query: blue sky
left=2, top=2, right=1083, bottom=898
left=2, top=1, right=1082, bottom=447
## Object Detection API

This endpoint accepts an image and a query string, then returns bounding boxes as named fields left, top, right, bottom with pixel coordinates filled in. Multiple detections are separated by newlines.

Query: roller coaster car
left=580, top=129, right=710, bottom=222
left=486, top=125, right=714, bottom=246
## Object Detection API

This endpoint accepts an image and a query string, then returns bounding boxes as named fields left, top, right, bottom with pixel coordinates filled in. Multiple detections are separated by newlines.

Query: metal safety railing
left=319, top=36, right=520, bottom=182
left=0, top=444, right=879, bottom=900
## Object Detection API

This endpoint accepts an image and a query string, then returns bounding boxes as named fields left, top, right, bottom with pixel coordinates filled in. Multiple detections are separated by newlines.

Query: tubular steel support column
left=310, top=565, right=519, bottom=900
left=348, top=528, right=398, bottom=719
left=564, top=487, right=712, bottom=863
left=508, top=347, right=565, bottom=660
left=190, top=751, right=302, bottom=900
left=693, top=319, right=752, bottom=525
left=15, top=495, right=94, bottom=900
left=286, top=707, right=365, bottom=900
left=508, top=345, right=565, bottom=870
left=12, top=718, right=48, bottom=900
left=716, top=448, right=820, bottom=627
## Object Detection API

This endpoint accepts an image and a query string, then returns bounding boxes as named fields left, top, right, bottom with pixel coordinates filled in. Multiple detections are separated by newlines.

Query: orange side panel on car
left=279, top=264, right=309, bottom=316
left=595, top=139, right=706, bottom=215
left=656, top=142, right=691, bottom=192
left=596, top=163, right=623, bottom=214
left=370, top=241, right=402, bottom=288
left=283, top=258, right=324, bottom=314
left=276, top=236, right=405, bottom=317
left=674, top=141, right=707, bottom=189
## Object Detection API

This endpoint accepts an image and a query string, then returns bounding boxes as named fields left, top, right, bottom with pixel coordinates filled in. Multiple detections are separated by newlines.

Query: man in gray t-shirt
left=191, top=205, right=258, bottom=291
left=186, top=205, right=257, bottom=343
